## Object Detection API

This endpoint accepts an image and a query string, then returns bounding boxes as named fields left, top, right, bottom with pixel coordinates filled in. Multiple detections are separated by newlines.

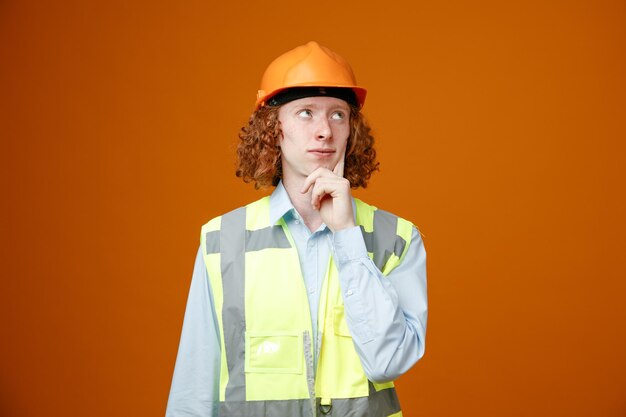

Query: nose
left=316, top=118, right=332, bottom=141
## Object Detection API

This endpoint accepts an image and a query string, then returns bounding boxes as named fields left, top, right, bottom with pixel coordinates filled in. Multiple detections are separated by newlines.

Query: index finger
left=333, top=155, right=345, bottom=177
left=301, top=167, right=332, bottom=193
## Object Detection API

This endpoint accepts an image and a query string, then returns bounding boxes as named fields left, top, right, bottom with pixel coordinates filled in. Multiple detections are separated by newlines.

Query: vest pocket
left=333, top=306, right=352, bottom=337
left=245, top=331, right=303, bottom=374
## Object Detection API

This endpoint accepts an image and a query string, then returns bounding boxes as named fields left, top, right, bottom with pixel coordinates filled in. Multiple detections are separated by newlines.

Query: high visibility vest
left=201, top=196, right=414, bottom=417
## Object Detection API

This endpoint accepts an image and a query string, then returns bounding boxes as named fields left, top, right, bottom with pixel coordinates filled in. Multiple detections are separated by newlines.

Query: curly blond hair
left=236, top=105, right=379, bottom=189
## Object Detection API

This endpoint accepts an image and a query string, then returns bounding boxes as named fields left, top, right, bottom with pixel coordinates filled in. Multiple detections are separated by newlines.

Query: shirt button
left=295, top=220, right=300, bottom=225
left=346, top=290, right=353, bottom=296
left=308, top=287, right=315, bottom=294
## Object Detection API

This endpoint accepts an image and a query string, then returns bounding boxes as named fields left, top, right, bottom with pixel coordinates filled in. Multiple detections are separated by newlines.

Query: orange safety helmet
left=256, top=41, right=367, bottom=109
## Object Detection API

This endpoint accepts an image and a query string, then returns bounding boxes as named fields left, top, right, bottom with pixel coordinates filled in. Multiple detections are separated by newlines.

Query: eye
left=330, top=111, right=346, bottom=120
left=297, top=109, right=313, bottom=118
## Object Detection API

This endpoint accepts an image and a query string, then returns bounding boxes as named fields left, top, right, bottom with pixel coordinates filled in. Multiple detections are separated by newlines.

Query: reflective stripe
left=205, top=230, right=220, bottom=254
left=220, top=399, right=315, bottom=417
left=219, top=392, right=399, bottom=417
left=360, top=210, right=407, bottom=271
left=303, top=331, right=315, bottom=400
left=220, top=207, right=247, bottom=401
left=211, top=225, right=290, bottom=254
left=368, top=381, right=402, bottom=417
left=313, top=384, right=401, bottom=417
left=373, top=210, right=400, bottom=270
left=359, top=226, right=374, bottom=253
left=245, top=225, right=291, bottom=252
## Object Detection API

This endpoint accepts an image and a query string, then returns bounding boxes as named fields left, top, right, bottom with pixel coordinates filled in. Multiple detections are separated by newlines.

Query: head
left=235, top=41, right=379, bottom=188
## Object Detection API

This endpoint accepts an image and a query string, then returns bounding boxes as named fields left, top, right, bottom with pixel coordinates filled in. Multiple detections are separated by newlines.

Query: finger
left=333, top=155, right=345, bottom=177
left=310, top=178, right=343, bottom=209
left=301, top=167, right=334, bottom=193
left=310, top=179, right=331, bottom=209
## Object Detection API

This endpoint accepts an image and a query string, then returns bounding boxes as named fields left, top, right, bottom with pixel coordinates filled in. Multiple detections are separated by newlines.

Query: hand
left=301, top=158, right=356, bottom=232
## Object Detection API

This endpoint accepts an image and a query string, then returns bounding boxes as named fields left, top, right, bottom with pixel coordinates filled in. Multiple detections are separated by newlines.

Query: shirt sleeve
left=166, top=246, right=220, bottom=417
left=332, top=226, right=428, bottom=383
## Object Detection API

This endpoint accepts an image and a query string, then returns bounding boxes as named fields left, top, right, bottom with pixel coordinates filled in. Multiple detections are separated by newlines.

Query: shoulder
left=354, top=197, right=423, bottom=252
left=200, top=196, right=271, bottom=236
left=353, top=198, right=416, bottom=230
left=354, top=198, right=423, bottom=273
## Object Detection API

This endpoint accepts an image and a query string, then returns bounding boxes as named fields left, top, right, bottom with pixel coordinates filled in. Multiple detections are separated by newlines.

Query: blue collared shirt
left=166, top=183, right=428, bottom=417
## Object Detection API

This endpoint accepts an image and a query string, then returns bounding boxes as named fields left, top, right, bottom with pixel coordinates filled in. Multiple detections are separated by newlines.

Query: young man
left=166, top=41, right=428, bottom=417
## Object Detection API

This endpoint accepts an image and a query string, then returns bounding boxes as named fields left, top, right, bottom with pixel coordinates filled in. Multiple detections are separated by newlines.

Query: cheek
left=280, top=122, right=297, bottom=142
left=337, top=126, right=351, bottom=149
left=277, top=128, right=289, bottom=148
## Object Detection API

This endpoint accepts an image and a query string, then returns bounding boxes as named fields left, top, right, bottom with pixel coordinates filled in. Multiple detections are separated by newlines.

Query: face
left=277, top=96, right=351, bottom=182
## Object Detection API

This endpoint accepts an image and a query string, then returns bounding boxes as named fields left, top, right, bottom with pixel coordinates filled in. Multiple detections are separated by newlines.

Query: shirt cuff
left=333, top=226, right=369, bottom=266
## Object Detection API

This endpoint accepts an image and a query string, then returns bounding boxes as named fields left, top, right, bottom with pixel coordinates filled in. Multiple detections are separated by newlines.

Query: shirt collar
left=269, top=181, right=296, bottom=225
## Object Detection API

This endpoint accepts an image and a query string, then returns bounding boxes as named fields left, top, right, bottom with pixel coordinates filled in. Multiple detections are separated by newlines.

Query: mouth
left=308, top=148, right=335, bottom=157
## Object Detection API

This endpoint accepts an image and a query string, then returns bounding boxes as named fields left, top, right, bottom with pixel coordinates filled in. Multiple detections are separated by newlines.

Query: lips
left=308, top=148, right=335, bottom=156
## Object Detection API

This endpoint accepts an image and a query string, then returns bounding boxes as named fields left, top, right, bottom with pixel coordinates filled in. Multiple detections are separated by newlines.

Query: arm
left=166, top=246, right=220, bottom=417
left=332, top=226, right=427, bottom=383
left=302, top=163, right=427, bottom=382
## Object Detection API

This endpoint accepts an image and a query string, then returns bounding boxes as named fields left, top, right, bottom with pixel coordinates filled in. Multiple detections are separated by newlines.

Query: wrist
left=332, top=226, right=369, bottom=265
left=331, top=219, right=356, bottom=233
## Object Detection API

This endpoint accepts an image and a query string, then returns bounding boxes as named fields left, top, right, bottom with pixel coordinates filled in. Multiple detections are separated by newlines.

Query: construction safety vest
left=201, top=196, right=414, bottom=417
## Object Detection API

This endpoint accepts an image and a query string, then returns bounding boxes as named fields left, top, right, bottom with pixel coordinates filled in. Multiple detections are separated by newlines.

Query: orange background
left=1, top=1, right=625, bottom=416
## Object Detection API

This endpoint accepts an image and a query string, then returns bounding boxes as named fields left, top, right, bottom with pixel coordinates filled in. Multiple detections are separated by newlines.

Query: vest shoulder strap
left=354, top=198, right=415, bottom=275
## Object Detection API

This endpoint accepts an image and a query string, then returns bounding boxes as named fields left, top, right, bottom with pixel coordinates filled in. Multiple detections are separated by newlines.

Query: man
left=166, top=41, right=428, bottom=417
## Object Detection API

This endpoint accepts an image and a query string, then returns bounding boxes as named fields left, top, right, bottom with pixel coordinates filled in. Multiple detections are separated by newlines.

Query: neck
left=282, top=176, right=323, bottom=232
